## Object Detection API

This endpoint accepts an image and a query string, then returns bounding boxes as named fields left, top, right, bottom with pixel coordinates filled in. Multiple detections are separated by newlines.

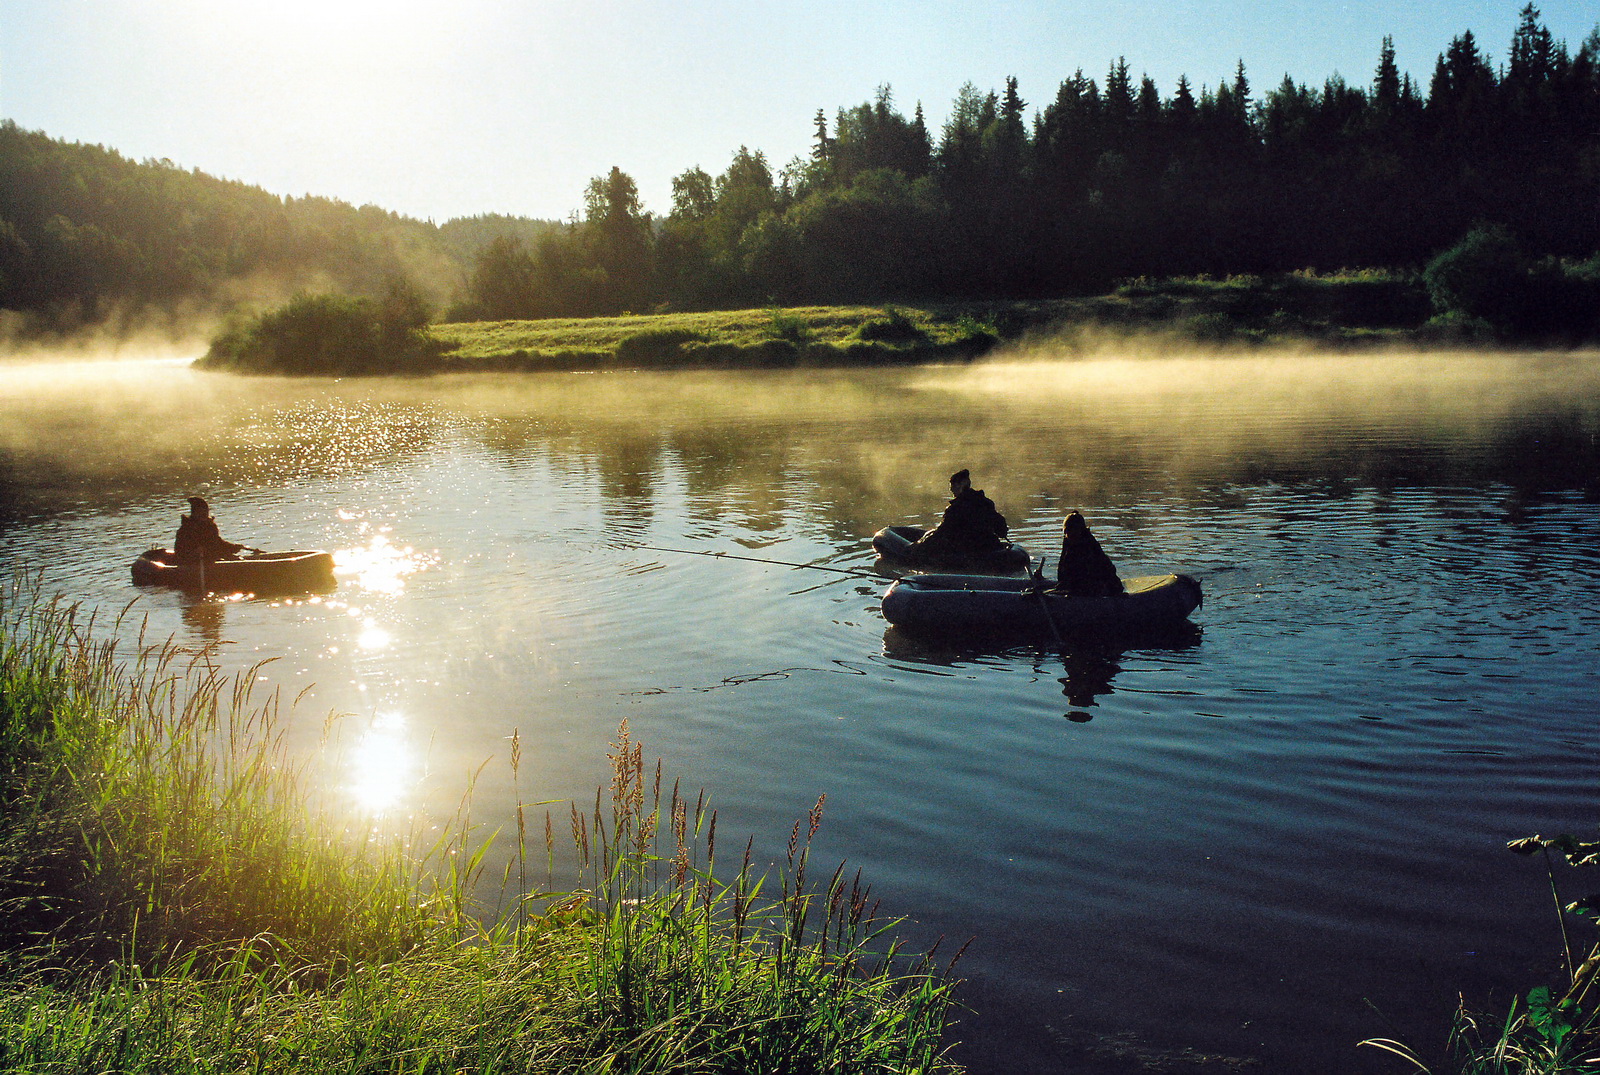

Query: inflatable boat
left=131, top=549, right=336, bottom=595
left=881, top=571, right=1202, bottom=638
left=871, top=525, right=1032, bottom=574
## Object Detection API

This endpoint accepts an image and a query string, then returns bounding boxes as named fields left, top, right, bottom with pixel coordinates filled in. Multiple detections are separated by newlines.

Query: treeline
left=4, top=5, right=1599, bottom=335
left=459, top=5, right=1600, bottom=321
left=0, top=123, right=558, bottom=332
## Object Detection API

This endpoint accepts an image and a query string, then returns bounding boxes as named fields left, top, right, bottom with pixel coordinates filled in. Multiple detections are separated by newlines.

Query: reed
left=0, top=578, right=961, bottom=1072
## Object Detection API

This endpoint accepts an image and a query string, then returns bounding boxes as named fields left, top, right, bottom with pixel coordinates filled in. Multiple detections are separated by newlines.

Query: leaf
left=1525, top=985, right=1580, bottom=1047
left=1565, top=895, right=1600, bottom=919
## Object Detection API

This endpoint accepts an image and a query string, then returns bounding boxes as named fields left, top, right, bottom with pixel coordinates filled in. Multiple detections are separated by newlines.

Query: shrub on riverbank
left=1422, top=226, right=1600, bottom=343
left=200, top=284, right=449, bottom=375
left=0, top=583, right=960, bottom=1072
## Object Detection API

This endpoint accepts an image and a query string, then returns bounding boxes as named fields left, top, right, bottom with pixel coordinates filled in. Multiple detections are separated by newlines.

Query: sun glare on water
left=333, top=532, right=434, bottom=596
left=346, top=711, right=415, bottom=814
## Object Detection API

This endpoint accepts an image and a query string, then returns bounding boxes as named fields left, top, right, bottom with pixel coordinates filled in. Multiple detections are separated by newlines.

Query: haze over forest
left=1, top=4, right=1596, bottom=339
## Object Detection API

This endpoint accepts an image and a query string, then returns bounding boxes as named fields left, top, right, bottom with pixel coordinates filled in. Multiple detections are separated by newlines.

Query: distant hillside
left=0, top=122, right=555, bottom=337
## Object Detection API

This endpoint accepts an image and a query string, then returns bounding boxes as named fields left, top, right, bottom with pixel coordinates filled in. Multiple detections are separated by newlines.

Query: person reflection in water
left=174, top=496, right=246, bottom=564
left=1061, top=647, right=1123, bottom=722
left=181, top=597, right=225, bottom=648
left=914, top=469, right=1009, bottom=556
left=1055, top=511, right=1123, bottom=597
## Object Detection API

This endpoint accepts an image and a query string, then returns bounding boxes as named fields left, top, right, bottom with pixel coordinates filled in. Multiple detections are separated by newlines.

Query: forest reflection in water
left=1, top=349, right=1598, bottom=1073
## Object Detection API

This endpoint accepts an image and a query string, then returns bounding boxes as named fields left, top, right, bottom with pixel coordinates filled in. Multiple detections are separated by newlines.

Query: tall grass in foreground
left=0, top=580, right=961, bottom=1072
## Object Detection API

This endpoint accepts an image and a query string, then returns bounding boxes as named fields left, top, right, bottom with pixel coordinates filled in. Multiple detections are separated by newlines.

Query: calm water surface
left=2, top=351, right=1598, bottom=1072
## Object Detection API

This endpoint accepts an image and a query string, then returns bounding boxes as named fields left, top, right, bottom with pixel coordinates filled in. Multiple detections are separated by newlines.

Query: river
left=2, top=350, right=1597, bottom=1072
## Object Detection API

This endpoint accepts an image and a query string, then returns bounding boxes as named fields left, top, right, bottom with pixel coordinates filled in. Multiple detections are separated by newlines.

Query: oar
left=621, top=543, right=881, bottom=579
left=1026, top=556, right=1067, bottom=649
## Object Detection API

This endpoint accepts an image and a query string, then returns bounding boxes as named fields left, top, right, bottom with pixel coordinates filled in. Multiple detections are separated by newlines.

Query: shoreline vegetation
left=194, top=261, right=1600, bottom=378
left=0, top=583, right=960, bottom=1072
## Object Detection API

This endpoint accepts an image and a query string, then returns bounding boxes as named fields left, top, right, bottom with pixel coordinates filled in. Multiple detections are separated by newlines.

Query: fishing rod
left=620, top=543, right=884, bottom=579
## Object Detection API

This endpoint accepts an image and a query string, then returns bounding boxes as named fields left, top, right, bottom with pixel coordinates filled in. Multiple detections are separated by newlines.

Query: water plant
left=0, top=579, right=962, bottom=1072
left=1362, top=832, right=1600, bottom=1074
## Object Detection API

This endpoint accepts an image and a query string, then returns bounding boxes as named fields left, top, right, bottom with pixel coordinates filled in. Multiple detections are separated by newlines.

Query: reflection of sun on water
left=333, top=532, right=434, bottom=595
left=357, top=619, right=391, bottom=651
left=348, top=712, right=414, bottom=813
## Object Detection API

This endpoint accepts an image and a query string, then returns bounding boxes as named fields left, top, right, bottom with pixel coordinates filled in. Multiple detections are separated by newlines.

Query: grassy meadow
left=0, top=581, right=960, bottom=1073
left=422, top=271, right=1439, bottom=374
left=427, top=303, right=1003, bottom=372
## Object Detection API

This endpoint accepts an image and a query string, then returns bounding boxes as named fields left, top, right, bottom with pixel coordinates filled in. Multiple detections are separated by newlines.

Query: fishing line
left=618, top=542, right=883, bottom=579
left=623, top=660, right=870, bottom=696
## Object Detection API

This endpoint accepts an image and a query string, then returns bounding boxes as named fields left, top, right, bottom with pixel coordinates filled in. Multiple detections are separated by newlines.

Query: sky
left=3, top=1, right=1598, bottom=225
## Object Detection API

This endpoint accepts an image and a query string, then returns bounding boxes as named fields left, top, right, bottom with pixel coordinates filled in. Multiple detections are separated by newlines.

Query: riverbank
left=0, top=584, right=959, bottom=1073
left=425, top=271, right=1445, bottom=374
left=195, top=270, right=1495, bottom=377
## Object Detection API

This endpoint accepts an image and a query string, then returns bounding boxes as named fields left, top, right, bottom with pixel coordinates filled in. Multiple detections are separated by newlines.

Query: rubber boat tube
left=881, top=571, right=1202, bottom=638
left=131, top=549, right=336, bottom=595
left=871, top=525, right=1032, bottom=574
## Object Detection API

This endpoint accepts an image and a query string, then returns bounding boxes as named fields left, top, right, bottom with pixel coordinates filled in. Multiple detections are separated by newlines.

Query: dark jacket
left=174, top=513, right=245, bottom=564
left=1056, top=526, right=1123, bottom=597
left=917, top=488, right=1009, bottom=553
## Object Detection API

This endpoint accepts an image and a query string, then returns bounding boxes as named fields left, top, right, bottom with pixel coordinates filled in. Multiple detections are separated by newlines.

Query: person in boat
left=914, top=469, right=1009, bottom=556
left=1055, top=511, right=1124, bottom=597
left=174, top=496, right=246, bottom=564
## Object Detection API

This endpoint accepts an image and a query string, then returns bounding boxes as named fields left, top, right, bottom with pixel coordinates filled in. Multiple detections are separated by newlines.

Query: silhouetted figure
left=1055, top=512, right=1123, bottom=597
left=174, top=496, right=245, bottom=564
left=915, top=469, right=1009, bottom=555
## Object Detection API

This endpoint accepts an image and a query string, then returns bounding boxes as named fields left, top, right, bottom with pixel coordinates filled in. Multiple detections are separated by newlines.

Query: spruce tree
left=1374, top=35, right=1401, bottom=112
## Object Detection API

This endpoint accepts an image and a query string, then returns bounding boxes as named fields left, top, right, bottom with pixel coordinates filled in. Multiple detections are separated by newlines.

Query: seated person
left=1056, top=511, right=1123, bottom=597
left=174, top=496, right=246, bottom=564
left=915, top=469, right=1009, bottom=555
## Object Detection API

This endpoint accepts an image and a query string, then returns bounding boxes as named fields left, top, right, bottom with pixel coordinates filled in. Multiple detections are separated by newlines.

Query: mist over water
left=2, top=350, right=1599, bottom=1072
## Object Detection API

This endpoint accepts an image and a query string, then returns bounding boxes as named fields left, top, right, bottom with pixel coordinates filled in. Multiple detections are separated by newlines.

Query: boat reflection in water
left=881, top=621, right=1201, bottom=723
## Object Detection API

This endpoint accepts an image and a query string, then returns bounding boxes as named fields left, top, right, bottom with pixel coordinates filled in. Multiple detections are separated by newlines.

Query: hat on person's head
left=950, top=469, right=971, bottom=485
left=187, top=496, right=209, bottom=515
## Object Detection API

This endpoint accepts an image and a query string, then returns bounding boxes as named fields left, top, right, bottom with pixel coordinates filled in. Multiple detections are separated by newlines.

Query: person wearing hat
left=1055, top=511, right=1123, bottom=597
left=914, top=469, right=1010, bottom=555
left=174, top=496, right=247, bottom=564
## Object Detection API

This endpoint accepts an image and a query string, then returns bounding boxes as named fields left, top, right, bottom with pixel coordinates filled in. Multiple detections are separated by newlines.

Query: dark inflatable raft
left=132, top=549, right=336, bottom=595
left=871, top=525, right=1032, bottom=574
left=881, top=571, right=1202, bottom=637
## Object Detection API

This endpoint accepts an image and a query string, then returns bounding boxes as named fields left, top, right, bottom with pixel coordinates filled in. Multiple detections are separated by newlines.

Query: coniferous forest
left=2, top=6, right=1597, bottom=336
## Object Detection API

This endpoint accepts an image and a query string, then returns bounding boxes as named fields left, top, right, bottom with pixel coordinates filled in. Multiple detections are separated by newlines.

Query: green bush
left=614, top=327, right=707, bottom=366
left=764, top=307, right=814, bottom=345
left=852, top=307, right=928, bottom=344
left=1186, top=311, right=1236, bottom=342
left=1422, top=224, right=1528, bottom=329
left=202, top=283, right=446, bottom=375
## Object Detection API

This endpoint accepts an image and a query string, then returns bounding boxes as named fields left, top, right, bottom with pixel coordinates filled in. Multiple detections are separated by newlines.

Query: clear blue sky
left=3, top=1, right=1596, bottom=224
